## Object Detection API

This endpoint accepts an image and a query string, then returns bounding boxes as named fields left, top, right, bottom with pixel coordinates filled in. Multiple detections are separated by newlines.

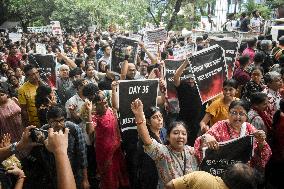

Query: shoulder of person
left=65, top=121, right=81, bottom=130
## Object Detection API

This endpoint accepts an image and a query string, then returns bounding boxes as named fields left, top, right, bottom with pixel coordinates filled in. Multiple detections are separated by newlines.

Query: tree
left=266, top=0, right=284, bottom=9
left=50, top=0, right=92, bottom=32
left=242, top=0, right=271, bottom=19
left=6, top=0, right=55, bottom=32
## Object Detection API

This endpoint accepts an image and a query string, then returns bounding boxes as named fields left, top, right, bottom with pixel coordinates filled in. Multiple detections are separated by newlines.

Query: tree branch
left=147, top=7, right=160, bottom=27
left=166, top=0, right=183, bottom=31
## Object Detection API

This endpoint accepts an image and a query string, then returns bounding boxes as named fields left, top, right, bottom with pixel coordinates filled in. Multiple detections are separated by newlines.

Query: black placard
left=200, top=135, right=254, bottom=177
left=210, top=38, right=238, bottom=78
left=189, top=45, right=227, bottom=104
left=28, top=54, right=56, bottom=87
left=111, top=37, right=139, bottom=73
left=118, top=79, right=158, bottom=130
left=165, top=59, right=191, bottom=113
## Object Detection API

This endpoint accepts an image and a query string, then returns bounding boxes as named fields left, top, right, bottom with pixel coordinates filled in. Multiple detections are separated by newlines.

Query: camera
left=30, top=128, right=48, bottom=144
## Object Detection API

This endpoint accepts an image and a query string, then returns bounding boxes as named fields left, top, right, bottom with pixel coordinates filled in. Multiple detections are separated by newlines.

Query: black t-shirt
left=240, top=18, right=250, bottom=32
left=176, top=82, right=202, bottom=125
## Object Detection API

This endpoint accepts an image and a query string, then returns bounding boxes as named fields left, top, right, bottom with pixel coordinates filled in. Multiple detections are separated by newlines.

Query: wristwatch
left=10, top=142, right=18, bottom=154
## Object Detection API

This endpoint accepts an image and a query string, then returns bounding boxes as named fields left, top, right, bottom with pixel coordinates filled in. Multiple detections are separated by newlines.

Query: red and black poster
left=190, top=45, right=227, bottom=104
left=28, top=54, right=56, bottom=87
left=210, top=38, right=239, bottom=79
left=165, top=59, right=192, bottom=113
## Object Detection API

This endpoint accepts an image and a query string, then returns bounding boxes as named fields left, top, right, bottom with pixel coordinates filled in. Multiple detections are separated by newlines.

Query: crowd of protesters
left=0, top=13, right=284, bottom=189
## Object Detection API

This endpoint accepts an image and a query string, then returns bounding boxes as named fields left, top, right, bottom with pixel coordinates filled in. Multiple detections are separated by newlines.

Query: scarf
left=252, top=107, right=272, bottom=132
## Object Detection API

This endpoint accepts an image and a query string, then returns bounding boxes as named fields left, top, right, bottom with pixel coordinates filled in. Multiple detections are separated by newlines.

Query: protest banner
left=173, top=44, right=195, bottom=60
left=165, top=59, right=192, bottom=113
left=200, top=135, right=254, bottom=177
left=144, top=42, right=159, bottom=59
left=35, top=43, right=47, bottom=54
left=210, top=38, right=239, bottom=78
left=118, top=79, right=159, bottom=131
left=8, top=33, right=22, bottom=43
left=111, top=36, right=139, bottom=73
left=145, top=28, right=167, bottom=43
left=27, top=26, right=52, bottom=33
left=28, top=54, right=56, bottom=87
left=190, top=44, right=227, bottom=104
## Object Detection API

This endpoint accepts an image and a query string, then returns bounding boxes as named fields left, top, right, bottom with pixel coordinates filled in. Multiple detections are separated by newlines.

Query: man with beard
left=173, top=59, right=203, bottom=146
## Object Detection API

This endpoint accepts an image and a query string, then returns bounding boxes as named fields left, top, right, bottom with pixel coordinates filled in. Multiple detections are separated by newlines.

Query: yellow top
left=172, top=171, right=229, bottom=189
left=18, top=81, right=39, bottom=127
left=206, top=97, right=237, bottom=126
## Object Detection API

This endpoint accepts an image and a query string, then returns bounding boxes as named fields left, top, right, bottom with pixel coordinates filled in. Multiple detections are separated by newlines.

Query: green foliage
left=242, top=0, right=272, bottom=19
left=6, top=0, right=55, bottom=31
left=50, top=0, right=91, bottom=31
left=50, top=0, right=150, bottom=31
left=266, top=0, right=284, bottom=9
left=5, top=0, right=216, bottom=32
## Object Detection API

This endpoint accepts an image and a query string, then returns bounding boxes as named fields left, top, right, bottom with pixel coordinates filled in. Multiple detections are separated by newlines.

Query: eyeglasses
left=151, top=114, right=163, bottom=120
left=50, top=118, right=65, bottom=125
left=230, top=111, right=247, bottom=117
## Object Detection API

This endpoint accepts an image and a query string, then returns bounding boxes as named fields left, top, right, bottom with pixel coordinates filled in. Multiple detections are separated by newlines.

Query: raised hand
left=138, top=41, right=145, bottom=50
left=68, top=104, right=77, bottom=112
left=45, top=128, right=69, bottom=155
left=131, top=99, right=144, bottom=115
left=205, top=134, right=219, bottom=150
left=253, top=130, right=266, bottom=144
left=84, top=99, right=93, bottom=113
left=17, top=125, right=41, bottom=151
left=0, top=133, right=11, bottom=148
left=111, top=81, right=119, bottom=91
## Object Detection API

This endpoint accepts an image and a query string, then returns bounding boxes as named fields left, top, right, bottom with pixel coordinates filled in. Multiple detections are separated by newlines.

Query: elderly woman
left=262, top=71, right=283, bottom=120
left=195, top=100, right=272, bottom=171
left=131, top=99, right=198, bottom=189
left=259, top=40, right=273, bottom=73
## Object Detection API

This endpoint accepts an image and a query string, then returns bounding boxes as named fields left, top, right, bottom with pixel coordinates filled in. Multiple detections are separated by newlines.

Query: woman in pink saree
left=83, top=84, right=129, bottom=189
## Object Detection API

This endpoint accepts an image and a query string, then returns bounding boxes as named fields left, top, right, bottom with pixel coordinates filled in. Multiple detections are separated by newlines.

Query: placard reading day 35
left=118, top=80, right=159, bottom=130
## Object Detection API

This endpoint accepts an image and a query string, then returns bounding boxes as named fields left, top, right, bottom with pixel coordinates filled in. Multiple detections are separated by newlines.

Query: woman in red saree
left=83, top=85, right=129, bottom=189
